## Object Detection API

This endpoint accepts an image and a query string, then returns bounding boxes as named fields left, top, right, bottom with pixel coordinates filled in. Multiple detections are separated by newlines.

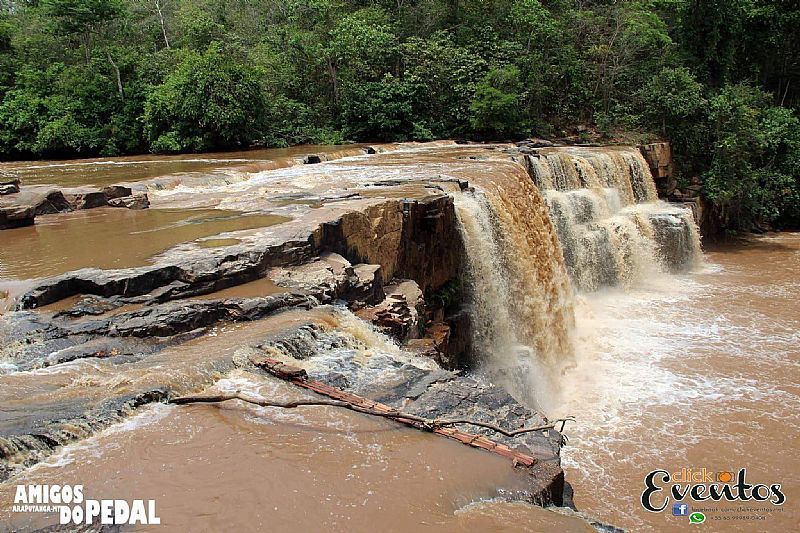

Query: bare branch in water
left=170, top=392, right=575, bottom=438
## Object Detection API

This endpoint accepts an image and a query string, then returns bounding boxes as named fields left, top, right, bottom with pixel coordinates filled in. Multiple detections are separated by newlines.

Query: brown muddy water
left=554, top=233, right=800, bottom=531
left=1, top=143, right=796, bottom=532
left=0, top=208, right=289, bottom=280
left=0, top=374, right=591, bottom=532
left=0, top=309, right=591, bottom=532
left=188, top=276, right=286, bottom=300
left=0, top=145, right=374, bottom=188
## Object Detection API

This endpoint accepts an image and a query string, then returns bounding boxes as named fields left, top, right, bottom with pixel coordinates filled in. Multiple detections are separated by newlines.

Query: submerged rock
left=108, top=193, right=149, bottom=210
left=0, top=202, right=35, bottom=229
left=0, top=389, right=170, bottom=481
left=0, top=178, right=20, bottom=195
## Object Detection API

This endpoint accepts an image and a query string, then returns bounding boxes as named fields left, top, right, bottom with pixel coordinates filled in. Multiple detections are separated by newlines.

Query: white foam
left=554, top=256, right=800, bottom=516
left=28, top=403, right=175, bottom=470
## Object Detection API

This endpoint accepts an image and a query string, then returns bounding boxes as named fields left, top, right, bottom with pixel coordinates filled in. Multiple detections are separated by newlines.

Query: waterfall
left=451, top=146, right=701, bottom=409
left=526, top=147, right=701, bottom=291
left=453, top=161, right=575, bottom=409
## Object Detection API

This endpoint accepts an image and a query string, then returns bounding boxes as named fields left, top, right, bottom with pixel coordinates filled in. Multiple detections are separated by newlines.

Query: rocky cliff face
left=640, top=142, right=674, bottom=196
left=315, top=194, right=464, bottom=293
left=7, top=142, right=688, bottom=512
left=639, top=141, right=722, bottom=238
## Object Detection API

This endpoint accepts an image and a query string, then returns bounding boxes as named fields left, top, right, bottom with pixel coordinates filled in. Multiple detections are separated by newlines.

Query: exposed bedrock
left=250, top=321, right=566, bottom=505
left=0, top=294, right=316, bottom=371
left=318, top=194, right=463, bottom=292
left=3, top=248, right=391, bottom=371
left=0, top=184, right=149, bottom=230
left=639, top=140, right=725, bottom=238
left=15, top=195, right=461, bottom=310
left=0, top=389, right=170, bottom=479
left=639, top=142, right=674, bottom=196
left=0, top=151, right=581, bottom=504
left=0, top=183, right=563, bottom=497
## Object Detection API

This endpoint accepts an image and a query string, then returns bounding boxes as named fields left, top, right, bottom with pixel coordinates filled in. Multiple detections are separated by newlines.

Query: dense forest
left=0, top=0, right=798, bottom=228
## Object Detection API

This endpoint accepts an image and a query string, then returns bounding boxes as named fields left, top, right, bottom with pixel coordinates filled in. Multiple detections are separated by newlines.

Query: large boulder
left=0, top=203, right=35, bottom=229
left=8, top=187, right=73, bottom=215
left=63, top=187, right=109, bottom=210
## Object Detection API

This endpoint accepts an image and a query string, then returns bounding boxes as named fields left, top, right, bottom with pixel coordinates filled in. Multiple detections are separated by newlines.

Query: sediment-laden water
left=529, top=147, right=702, bottom=291
left=555, top=233, right=799, bottom=531
left=0, top=142, right=794, bottom=532
left=0, top=308, right=591, bottom=532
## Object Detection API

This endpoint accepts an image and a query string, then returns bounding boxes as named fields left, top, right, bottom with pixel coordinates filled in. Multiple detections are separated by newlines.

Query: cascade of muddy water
left=451, top=147, right=702, bottom=413
left=0, top=142, right=725, bottom=532
left=526, top=147, right=702, bottom=291
left=453, top=160, right=576, bottom=409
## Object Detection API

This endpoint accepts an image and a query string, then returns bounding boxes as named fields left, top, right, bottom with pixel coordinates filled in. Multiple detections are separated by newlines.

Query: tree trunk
left=328, top=59, right=339, bottom=107
left=82, top=33, right=92, bottom=65
left=154, top=0, right=170, bottom=49
left=106, top=50, right=124, bottom=101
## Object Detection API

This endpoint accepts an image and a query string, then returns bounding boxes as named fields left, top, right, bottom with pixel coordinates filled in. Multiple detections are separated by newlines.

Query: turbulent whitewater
left=452, top=145, right=702, bottom=412
left=0, top=141, right=716, bottom=532
left=525, top=146, right=702, bottom=291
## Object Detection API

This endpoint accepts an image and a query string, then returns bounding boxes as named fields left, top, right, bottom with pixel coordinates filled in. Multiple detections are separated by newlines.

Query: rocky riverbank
left=0, top=145, right=574, bottom=509
left=0, top=142, right=700, bottom=528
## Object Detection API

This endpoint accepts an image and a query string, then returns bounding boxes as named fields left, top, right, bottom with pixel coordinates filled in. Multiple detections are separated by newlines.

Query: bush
left=340, top=74, right=422, bottom=141
left=703, top=84, right=800, bottom=229
left=143, top=44, right=265, bottom=152
left=469, top=66, right=527, bottom=138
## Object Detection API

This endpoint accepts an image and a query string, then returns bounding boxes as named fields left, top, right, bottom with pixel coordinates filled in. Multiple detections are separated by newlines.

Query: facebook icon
left=672, top=503, right=690, bottom=516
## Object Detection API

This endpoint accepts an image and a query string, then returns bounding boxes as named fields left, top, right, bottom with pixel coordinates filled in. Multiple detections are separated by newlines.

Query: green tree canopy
left=143, top=44, right=265, bottom=152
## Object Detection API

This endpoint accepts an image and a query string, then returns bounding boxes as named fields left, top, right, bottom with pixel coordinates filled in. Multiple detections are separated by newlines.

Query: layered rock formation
left=0, top=141, right=700, bottom=519
left=0, top=183, right=149, bottom=229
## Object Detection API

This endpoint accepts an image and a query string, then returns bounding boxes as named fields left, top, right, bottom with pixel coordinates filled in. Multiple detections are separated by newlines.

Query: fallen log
left=170, top=391, right=574, bottom=439
left=171, top=356, right=574, bottom=467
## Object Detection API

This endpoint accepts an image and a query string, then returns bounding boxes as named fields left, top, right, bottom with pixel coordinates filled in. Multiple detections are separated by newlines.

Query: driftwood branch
left=170, top=392, right=574, bottom=439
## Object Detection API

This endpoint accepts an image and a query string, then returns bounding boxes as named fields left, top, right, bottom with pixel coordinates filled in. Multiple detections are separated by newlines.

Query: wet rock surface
left=1, top=293, right=317, bottom=371
left=355, top=280, right=424, bottom=341
left=14, top=194, right=459, bottom=310
left=0, top=389, right=170, bottom=479
left=0, top=184, right=149, bottom=230
left=0, top=190, right=468, bottom=477
left=250, top=320, right=567, bottom=505
left=0, top=145, right=570, bottom=511
left=107, top=193, right=149, bottom=209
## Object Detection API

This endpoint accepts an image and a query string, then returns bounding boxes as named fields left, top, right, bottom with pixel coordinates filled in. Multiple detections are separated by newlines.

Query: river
left=557, top=233, right=799, bottom=531
left=0, top=143, right=796, bottom=532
